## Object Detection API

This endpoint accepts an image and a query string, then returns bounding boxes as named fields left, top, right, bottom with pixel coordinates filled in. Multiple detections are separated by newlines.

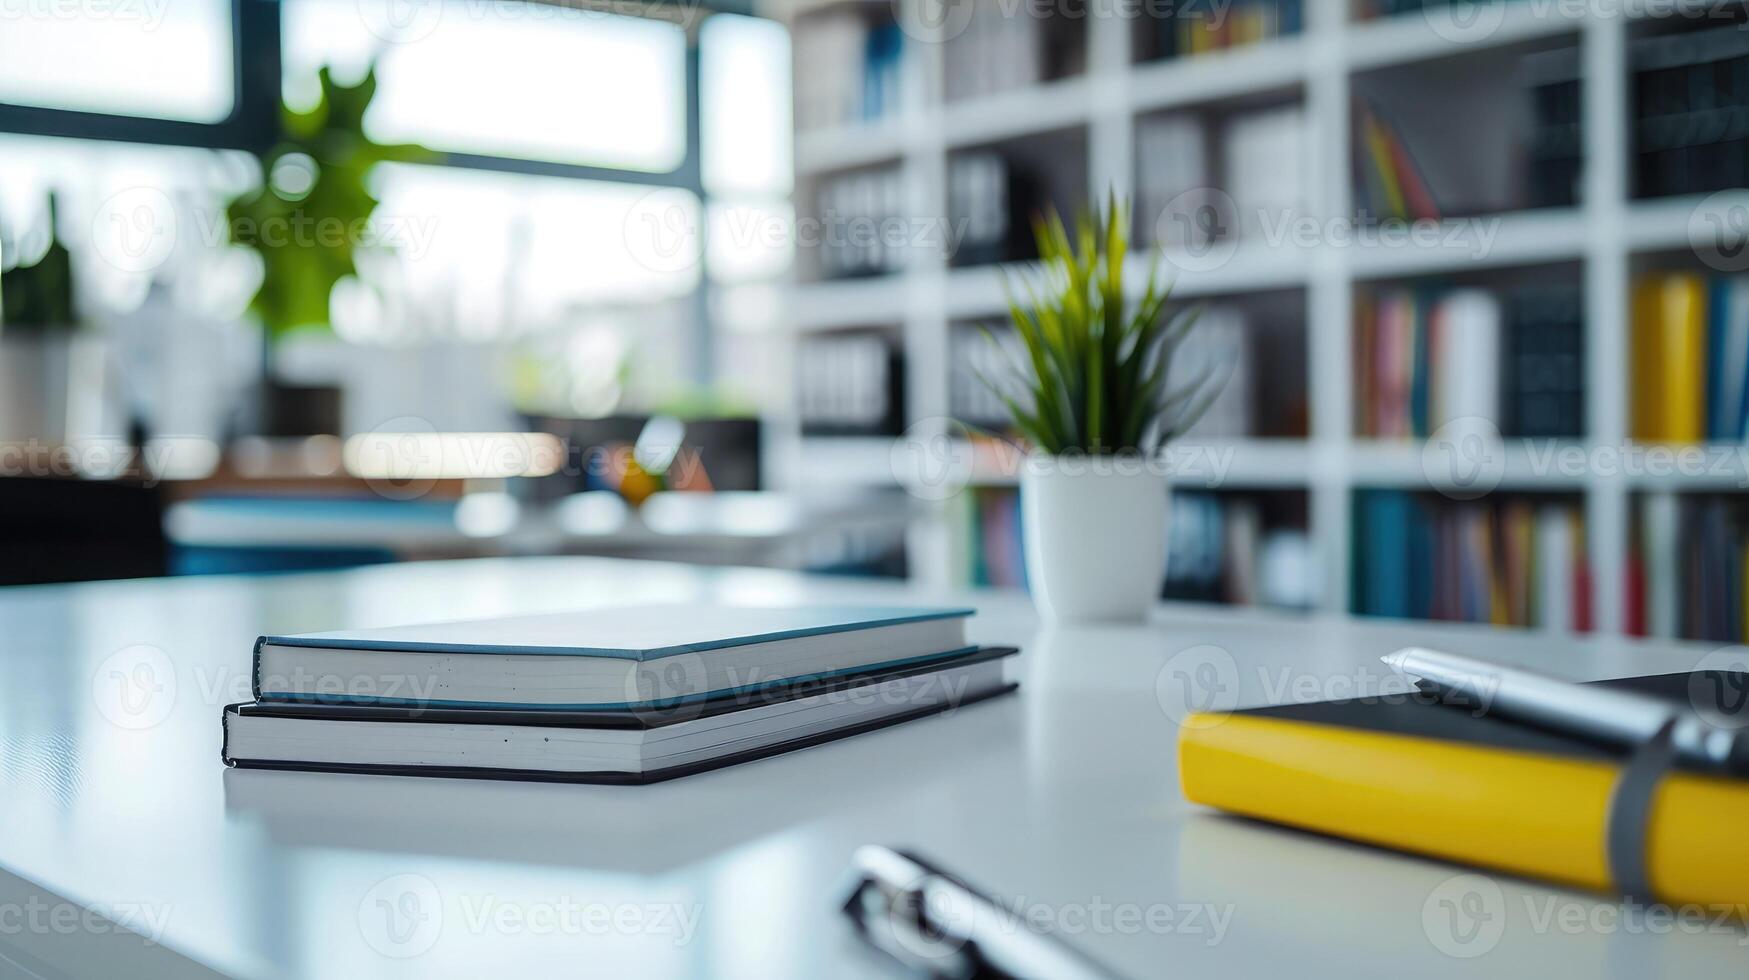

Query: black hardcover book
left=1505, top=286, right=1585, bottom=439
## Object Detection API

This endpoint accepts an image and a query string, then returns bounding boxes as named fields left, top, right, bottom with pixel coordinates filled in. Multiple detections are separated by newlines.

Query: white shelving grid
left=771, top=1, right=1736, bottom=635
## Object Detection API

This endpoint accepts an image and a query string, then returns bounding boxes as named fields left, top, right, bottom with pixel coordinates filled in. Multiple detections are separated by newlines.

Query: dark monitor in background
left=0, top=477, right=167, bottom=585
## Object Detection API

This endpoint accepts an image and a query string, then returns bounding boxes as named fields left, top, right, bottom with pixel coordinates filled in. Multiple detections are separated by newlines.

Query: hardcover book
left=226, top=646, right=1018, bottom=784
left=252, top=605, right=977, bottom=711
left=1179, top=670, right=1749, bottom=909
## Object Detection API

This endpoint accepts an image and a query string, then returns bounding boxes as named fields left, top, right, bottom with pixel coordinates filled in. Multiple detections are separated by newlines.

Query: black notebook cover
left=1236, top=669, right=1748, bottom=766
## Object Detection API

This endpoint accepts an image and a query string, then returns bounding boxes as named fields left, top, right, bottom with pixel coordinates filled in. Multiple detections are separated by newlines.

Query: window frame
left=0, top=0, right=762, bottom=382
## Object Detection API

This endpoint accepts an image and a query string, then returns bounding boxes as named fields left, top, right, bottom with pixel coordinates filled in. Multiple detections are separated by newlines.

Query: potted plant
left=226, top=66, right=430, bottom=436
left=978, top=195, right=1227, bottom=623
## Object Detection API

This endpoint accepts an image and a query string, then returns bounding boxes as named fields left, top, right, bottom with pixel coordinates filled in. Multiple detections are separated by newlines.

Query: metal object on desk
left=843, top=845, right=1122, bottom=980
left=1384, top=647, right=1749, bottom=777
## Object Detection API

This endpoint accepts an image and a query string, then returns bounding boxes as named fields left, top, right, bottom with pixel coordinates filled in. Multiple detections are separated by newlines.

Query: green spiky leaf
left=971, top=195, right=1230, bottom=455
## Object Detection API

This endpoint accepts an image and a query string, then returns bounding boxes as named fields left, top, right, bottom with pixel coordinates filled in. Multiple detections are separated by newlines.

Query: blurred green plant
left=0, top=193, right=76, bottom=331
left=979, top=193, right=1228, bottom=455
left=226, top=66, right=432, bottom=342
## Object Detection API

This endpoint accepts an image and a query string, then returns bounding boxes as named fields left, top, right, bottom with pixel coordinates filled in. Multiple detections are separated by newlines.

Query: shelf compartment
left=1346, top=1, right=1587, bottom=72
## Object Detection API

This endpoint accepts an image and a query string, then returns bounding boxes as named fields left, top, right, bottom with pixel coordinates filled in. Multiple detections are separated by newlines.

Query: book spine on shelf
left=1629, top=24, right=1749, bottom=199
left=1355, top=492, right=1586, bottom=631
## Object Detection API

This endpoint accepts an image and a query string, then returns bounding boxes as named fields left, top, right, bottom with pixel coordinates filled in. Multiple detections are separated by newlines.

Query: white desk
left=0, top=557, right=1743, bottom=979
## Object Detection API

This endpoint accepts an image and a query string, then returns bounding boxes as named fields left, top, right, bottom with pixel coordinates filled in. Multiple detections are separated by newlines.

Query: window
left=337, top=164, right=700, bottom=343
left=0, top=133, right=256, bottom=316
left=703, top=13, right=792, bottom=197
left=0, top=0, right=234, bottom=122
left=702, top=14, right=794, bottom=288
left=283, top=0, right=686, bottom=172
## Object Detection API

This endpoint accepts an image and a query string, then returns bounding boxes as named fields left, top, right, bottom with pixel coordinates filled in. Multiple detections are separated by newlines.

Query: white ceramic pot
left=1021, top=460, right=1170, bottom=623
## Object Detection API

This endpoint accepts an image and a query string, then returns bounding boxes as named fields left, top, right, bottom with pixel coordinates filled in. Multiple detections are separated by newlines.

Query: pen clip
left=841, top=846, right=996, bottom=979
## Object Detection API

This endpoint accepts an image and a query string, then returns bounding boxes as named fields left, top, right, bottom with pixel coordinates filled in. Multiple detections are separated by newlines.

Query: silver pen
left=1382, top=647, right=1749, bottom=776
left=843, top=845, right=1122, bottom=980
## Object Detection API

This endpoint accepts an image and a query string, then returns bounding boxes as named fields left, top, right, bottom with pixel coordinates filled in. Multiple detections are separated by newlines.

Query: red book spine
left=1620, top=552, right=1643, bottom=637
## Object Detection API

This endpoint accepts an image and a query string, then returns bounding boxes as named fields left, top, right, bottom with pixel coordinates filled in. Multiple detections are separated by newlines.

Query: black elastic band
left=1605, top=717, right=1681, bottom=904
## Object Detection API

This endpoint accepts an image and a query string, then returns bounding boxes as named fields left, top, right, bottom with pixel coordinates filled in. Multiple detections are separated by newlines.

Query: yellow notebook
left=1178, top=671, right=1749, bottom=910
left=1632, top=275, right=1707, bottom=443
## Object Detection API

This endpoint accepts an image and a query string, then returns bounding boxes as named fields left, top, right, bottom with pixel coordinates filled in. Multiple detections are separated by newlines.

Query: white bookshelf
left=769, top=2, right=1737, bottom=636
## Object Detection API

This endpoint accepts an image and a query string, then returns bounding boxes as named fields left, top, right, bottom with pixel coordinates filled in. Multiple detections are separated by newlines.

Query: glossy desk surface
left=0, top=557, right=1743, bottom=978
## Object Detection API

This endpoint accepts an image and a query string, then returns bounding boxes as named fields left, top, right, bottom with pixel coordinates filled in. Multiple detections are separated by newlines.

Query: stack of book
left=222, top=607, right=1016, bottom=784
left=1630, top=491, right=1749, bottom=642
left=1523, top=45, right=1584, bottom=210
left=1351, top=490, right=1591, bottom=632
left=1356, top=42, right=1584, bottom=219
left=1136, top=113, right=1216, bottom=253
left=797, top=329, right=905, bottom=437
left=793, top=10, right=905, bottom=133
left=947, top=151, right=1043, bottom=267
left=1140, top=0, right=1302, bottom=61
left=1505, top=286, right=1587, bottom=439
left=942, top=0, right=1084, bottom=103
left=1137, top=105, right=1306, bottom=250
left=1354, top=100, right=1441, bottom=223
left=812, top=166, right=908, bottom=278
left=1355, top=285, right=1585, bottom=440
left=1633, top=272, right=1749, bottom=444
left=1631, top=21, right=1749, bottom=199
left=949, top=322, right=1028, bottom=432
left=1164, top=492, right=1317, bottom=610
left=959, top=488, right=1028, bottom=592
left=1166, top=306, right=1253, bottom=440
